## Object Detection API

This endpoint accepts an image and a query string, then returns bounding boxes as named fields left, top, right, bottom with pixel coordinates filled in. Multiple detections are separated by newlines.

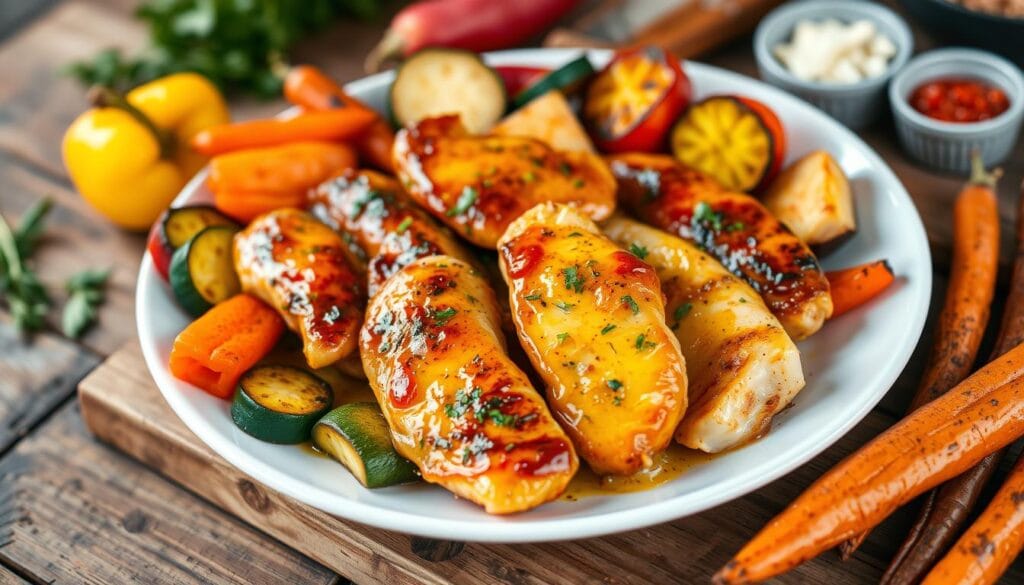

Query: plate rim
left=137, top=47, right=933, bottom=542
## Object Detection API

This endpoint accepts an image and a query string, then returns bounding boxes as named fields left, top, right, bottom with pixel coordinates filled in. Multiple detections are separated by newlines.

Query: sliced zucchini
left=169, top=225, right=241, bottom=316
left=312, top=403, right=419, bottom=488
left=512, top=55, right=595, bottom=109
left=390, top=48, right=506, bottom=134
left=231, top=365, right=334, bottom=444
left=164, top=205, right=237, bottom=249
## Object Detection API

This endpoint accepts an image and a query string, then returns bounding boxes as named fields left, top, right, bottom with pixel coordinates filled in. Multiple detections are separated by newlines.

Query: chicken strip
left=498, top=202, right=688, bottom=475
left=234, top=208, right=364, bottom=368
left=361, top=255, right=578, bottom=513
left=604, top=216, right=805, bottom=452
left=308, top=169, right=474, bottom=295
left=609, top=153, right=832, bottom=340
left=392, top=115, right=616, bottom=248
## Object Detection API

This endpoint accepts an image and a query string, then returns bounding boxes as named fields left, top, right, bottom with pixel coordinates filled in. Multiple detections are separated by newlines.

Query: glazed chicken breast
left=603, top=217, right=805, bottom=452
left=234, top=208, right=364, bottom=369
left=609, top=153, right=832, bottom=340
left=360, top=255, right=578, bottom=513
left=498, top=203, right=688, bottom=475
left=308, top=169, right=474, bottom=295
left=392, top=115, right=616, bottom=248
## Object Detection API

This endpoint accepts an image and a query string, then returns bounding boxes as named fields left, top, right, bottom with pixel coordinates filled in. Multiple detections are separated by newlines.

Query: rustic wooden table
left=1, top=1, right=1023, bottom=584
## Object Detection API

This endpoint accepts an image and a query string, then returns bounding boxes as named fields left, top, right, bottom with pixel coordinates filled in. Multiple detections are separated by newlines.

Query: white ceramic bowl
left=137, top=48, right=932, bottom=543
left=889, top=48, right=1024, bottom=174
left=754, top=0, right=914, bottom=129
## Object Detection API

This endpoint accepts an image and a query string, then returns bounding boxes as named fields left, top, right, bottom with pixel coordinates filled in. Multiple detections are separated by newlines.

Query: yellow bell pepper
left=62, top=73, right=230, bottom=230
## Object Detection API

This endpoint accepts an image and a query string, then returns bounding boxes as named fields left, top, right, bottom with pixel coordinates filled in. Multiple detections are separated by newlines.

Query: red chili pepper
left=365, top=0, right=580, bottom=72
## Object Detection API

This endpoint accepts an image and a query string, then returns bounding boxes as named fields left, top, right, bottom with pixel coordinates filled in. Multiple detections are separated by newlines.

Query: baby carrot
left=169, top=294, right=285, bottom=399
left=283, top=65, right=395, bottom=172
left=191, top=108, right=375, bottom=156
left=208, top=141, right=356, bottom=222
left=921, top=451, right=1024, bottom=585
left=826, top=260, right=895, bottom=318
left=713, top=339, right=1024, bottom=584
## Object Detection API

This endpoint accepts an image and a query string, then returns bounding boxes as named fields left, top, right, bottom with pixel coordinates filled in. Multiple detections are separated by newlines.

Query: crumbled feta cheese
left=773, top=18, right=897, bottom=84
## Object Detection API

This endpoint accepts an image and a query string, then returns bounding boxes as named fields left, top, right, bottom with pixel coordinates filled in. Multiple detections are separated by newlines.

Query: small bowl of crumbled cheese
left=755, top=0, right=914, bottom=128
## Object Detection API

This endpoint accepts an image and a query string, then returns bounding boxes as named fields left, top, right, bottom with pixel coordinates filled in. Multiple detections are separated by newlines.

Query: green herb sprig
left=66, top=0, right=378, bottom=98
left=0, top=198, right=108, bottom=338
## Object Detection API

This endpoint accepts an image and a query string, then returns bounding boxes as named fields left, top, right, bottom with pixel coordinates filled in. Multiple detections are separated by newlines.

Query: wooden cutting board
left=78, top=343, right=930, bottom=584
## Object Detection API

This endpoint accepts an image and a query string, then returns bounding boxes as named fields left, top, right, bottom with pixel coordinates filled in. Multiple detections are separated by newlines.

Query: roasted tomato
left=582, top=46, right=691, bottom=153
left=670, top=95, right=786, bottom=192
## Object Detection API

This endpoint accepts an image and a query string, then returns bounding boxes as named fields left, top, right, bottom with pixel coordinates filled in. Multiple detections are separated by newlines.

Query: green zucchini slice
left=512, top=55, right=595, bottom=109
left=163, top=205, right=237, bottom=249
left=169, top=225, right=241, bottom=316
left=313, top=403, right=419, bottom=488
left=231, top=365, right=334, bottom=444
left=390, top=48, right=506, bottom=134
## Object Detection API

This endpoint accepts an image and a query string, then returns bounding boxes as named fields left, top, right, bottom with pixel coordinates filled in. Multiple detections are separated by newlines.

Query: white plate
left=137, top=48, right=932, bottom=543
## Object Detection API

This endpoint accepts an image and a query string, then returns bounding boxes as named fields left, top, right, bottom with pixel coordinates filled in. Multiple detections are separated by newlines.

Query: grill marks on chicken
left=604, top=216, right=805, bottom=453
left=609, top=153, right=832, bottom=340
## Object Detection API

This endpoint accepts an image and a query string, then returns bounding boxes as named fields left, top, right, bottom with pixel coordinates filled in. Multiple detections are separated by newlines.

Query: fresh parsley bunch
left=67, top=0, right=380, bottom=98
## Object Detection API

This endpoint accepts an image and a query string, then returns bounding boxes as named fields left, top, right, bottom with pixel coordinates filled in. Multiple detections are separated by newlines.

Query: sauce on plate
left=561, top=444, right=717, bottom=500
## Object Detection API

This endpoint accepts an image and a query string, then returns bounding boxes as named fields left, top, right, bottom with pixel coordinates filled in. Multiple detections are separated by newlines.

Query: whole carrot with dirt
left=877, top=172, right=1024, bottom=585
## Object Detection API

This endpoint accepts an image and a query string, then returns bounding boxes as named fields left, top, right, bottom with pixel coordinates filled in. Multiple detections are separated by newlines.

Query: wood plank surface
left=77, top=343, right=1024, bottom=584
left=0, top=399, right=337, bottom=585
left=0, top=314, right=97, bottom=454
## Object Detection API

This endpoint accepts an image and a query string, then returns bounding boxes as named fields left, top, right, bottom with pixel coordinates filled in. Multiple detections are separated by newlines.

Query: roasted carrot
left=190, top=108, right=375, bottom=156
left=827, top=260, right=896, bottom=318
left=208, top=141, right=357, bottom=222
left=713, top=340, right=1024, bottom=584
left=878, top=172, right=1020, bottom=585
left=169, top=294, right=285, bottom=399
left=283, top=65, right=395, bottom=172
left=921, top=451, right=1024, bottom=585
left=838, top=152, right=1001, bottom=561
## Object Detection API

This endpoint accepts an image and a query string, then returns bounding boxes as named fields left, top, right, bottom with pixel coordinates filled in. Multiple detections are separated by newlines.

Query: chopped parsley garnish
left=522, top=171, right=537, bottom=183
left=675, top=303, right=692, bottom=320
left=693, top=201, right=724, bottom=231
left=524, top=293, right=542, bottom=301
left=739, top=297, right=747, bottom=303
left=635, top=333, right=656, bottom=351
left=567, top=231, right=583, bottom=238
left=562, top=265, right=585, bottom=293
left=613, top=396, right=623, bottom=406
left=725, top=221, right=745, bottom=232
left=573, top=178, right=585, bottom=188
left=396, top=216, right=413, bottom=234
left=556, top=332, right=569, bottom=344
left=444, top=386, right=523, bottom=429
left=601, top=324, right=616, bottom=335
left=606, top=379, right=623, bottom=391
left=671, top=302, right=692, bottom=329
left=431, top=307, right=457, bottom=326
left=622, top=295, right=639, bottom=315
left=629, top=243, right=648, bottom=259
left=558, top=161, right=572, bottom=176
left=555, top=300, right=574, bottom=313
left=446, top=186, right=478, bottom=217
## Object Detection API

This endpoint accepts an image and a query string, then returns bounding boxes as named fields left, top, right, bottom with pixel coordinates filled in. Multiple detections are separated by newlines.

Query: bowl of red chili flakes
left=889, top=47, right=1023, bottom=173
